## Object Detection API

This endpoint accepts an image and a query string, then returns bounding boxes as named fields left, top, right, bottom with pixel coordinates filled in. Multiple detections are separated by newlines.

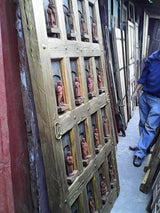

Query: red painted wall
left=0, top=1, right=33, bottom=212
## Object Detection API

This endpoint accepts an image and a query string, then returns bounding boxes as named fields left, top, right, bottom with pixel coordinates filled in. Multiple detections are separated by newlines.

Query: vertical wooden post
left=0, top=1, right=33, bottom=212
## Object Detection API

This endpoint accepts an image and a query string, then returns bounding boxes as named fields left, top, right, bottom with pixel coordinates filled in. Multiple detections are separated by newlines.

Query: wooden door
left=19, top=0, right=119, bottom=212
left=112, top=27, right=128, bottom=127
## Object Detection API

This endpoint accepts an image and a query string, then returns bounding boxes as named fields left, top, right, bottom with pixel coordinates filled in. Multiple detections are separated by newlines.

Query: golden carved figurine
left=89, top=196, right=95, bottom=213
left=81, top=138, right=89, bottom=159
left=47, top=2, right=57, bottom=28
left=66, top=151, right=74, bottom=176
left=88, top=74, right=94, bottom=93
left=94, top=128, right=100, bottom=147
left=100, top=176, right=108, bottom=196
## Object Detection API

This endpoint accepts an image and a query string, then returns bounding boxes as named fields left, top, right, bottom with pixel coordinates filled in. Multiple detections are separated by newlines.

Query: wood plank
left=144, top=153, right=152, bottom=172
left=58, top=94, right=108, bottom=135
left=48, top=39, right=101, bottom=58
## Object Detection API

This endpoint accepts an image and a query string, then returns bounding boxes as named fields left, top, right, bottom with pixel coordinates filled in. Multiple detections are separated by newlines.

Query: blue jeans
left=135, top=92, right=160, bottom=158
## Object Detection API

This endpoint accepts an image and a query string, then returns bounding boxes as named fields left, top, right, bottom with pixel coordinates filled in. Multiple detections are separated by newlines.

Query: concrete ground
left=111, top=107, right=150, bottom=213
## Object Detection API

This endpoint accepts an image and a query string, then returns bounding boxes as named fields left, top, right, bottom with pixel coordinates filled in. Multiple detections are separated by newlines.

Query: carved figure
left=66, top=151, right=74, bottom=176
left=88, top=74, right=94, bottom=93
left=92, top=19, right=97, bottom=39
left=94, top=128, right=100, bottom=147
left=81, top=138, right=89, bottom=159
left=97, top=72, right=103, bottom=89
left=47, top=2, right=57, bottom=28
left=81, top=14, right=87, bottom=34
left=75, top=77, right=81, bottom=99
left=100, top=176, right=108, bottom=196
left=68, top=11, right=74, bottom=33
left=103, top=118, right=110, bottom=137
left=89, top=196, right=95, bottom=213
left=109, top=165, right=115, bottom=182
left=56, top=80, right=64, bottom=106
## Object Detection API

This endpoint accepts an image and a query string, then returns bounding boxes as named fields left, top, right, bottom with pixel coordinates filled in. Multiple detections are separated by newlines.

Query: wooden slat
left=58, top=93, right=109, bottom=135
left=48, top=39, right=101, bottom=58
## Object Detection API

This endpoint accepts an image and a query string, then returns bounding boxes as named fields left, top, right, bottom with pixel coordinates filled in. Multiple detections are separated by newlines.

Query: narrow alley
left=111, top=107, right=150, bottom=213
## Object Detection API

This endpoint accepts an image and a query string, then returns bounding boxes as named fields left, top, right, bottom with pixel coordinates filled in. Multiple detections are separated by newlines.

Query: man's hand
left=132, top=83, right=143, bottom=101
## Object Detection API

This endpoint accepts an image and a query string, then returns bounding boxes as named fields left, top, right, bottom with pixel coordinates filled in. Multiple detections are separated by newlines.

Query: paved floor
left=111, top=107, right=150, bottom=213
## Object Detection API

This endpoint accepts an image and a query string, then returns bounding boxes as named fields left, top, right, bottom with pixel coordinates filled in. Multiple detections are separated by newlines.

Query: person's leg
left=139, top=93, right=150, bottom=135
left=129, top=93, right=149, bottom=152
left=135, top=94, right=160, bottom=159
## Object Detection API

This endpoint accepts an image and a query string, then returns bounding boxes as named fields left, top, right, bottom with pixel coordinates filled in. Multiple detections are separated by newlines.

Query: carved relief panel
left=78, top=121, right=91, bottom=166
left=87, top=180, right=98, bottom=213
left=70, top=59, right=84, bottom=106
left=95, top=57, right=105, bottom=94
left=43, top=0, right=60, bottom=37
left=84, top=58, right=96, bottom=99
left=63, top=0, right=76, bottom=39
left=91, top=113, right=102, bottom=154
left=77, top=0, right=89, bottom=41
left=98, top=164, right=109, bottom=205
left=89, top=3, right=98, bottom=43
left=101, top=107, right=110, bottom=142
left=62, top=132, right=78, bottom=185
left=51, top=60, right=69, bottom=113
left=108, top=153, right=116, bottom=188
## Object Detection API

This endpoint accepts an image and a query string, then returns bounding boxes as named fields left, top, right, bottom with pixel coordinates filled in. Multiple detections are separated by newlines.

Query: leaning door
left=112, top=27, right=128, bottom=127
left=19, top=0, right=119, bottom=212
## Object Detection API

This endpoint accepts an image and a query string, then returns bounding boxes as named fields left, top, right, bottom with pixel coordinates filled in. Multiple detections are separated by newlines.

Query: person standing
left=132, top=50, right=160, bottom=167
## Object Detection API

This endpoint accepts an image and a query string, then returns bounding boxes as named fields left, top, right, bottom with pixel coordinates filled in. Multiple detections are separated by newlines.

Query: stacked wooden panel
left=19, top=0, right=119, bottom=212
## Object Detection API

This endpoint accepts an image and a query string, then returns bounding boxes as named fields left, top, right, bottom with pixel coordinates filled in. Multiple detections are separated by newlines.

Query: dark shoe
left=129, top=146, right=138, bottom=151
left=133, top=156, right=143, bottom=167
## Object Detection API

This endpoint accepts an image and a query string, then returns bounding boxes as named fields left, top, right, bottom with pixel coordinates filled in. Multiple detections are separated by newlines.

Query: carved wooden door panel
left=19, top=0, right=119, bottom=212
